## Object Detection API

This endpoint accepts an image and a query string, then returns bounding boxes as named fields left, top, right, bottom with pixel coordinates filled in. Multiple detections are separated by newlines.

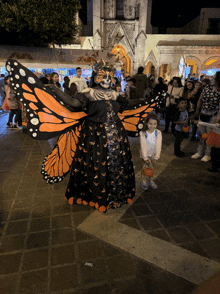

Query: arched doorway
left=185, top=59, right=198, bottom=78
left=159, top=64, right=171, bottom=82
left=144, top=62, right=155, bottom=77
left=111, top=45, right=131, bottom=77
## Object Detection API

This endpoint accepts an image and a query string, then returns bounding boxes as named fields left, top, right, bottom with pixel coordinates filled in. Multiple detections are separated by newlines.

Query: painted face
left=100, top=72, right=111, bottom=89
left=147, top=118, right=157, bottom=133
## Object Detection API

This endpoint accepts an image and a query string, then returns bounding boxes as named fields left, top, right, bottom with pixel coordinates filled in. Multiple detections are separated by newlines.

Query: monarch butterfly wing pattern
left=42, top=126, right=82, bottom=184
left=118, top=100, right=156, bottom=137
left=5, top=59, right=87, bottom=140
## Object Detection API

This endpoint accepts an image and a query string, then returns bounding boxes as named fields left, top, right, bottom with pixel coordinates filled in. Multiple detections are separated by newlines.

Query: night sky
left=79, top=0, right=220, bottom=28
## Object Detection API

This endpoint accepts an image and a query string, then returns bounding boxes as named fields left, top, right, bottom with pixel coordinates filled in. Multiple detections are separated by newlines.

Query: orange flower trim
left=99, top=206, right=106, bottom=213
left=95, top=203, right=99, bottom=210
left=202, top=133, right=210, bottom=140
left=77, top=198, right=82, bottom=204
left=64, top=196, right=67, bottom=201
left=89, top=201, right=95, bottom=207
left=127, top=197, right=135, bottom=205
left=83, top=200, right=88, bottom=205
left=68, top=197, right=74, bottom=205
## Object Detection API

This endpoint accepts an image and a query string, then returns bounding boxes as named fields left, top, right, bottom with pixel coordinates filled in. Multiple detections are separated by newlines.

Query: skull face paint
left=100, top=72, right=111, bottom=89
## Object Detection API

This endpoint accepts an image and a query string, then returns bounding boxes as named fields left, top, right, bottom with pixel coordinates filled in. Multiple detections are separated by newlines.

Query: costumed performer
left=5, top=59, right=156, bottom=213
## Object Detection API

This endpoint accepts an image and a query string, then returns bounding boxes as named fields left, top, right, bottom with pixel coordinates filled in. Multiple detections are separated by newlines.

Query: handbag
left=3, top=98, right=10, bottom=111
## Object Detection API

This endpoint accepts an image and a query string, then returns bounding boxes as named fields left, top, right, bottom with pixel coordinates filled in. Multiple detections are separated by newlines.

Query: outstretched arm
left=46, top=84, right=81, bottom=108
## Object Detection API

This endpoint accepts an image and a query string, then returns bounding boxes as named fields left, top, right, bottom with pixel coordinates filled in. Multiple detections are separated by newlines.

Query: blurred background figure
left=0, top=74, right=5, bottom=111
left=63, top=76, right=70, bottom=94
left=49, top=72, right=62, bottom=90
left=133, top=66, right=149, bottom=98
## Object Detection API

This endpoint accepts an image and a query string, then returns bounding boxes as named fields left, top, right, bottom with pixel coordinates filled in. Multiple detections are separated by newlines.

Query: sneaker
left=141, top=182, right=149, bottom=190
left=191, top=153, right=202, bottom=159
left=150, top=180, right=158, bottom=189
left=201, top=155, right=211, bottom=162
left=6, top=122, right=10, bottom=127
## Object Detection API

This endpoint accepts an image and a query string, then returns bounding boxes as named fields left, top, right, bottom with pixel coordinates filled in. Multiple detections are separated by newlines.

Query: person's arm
left=154, top=130, right=162, bottom=160
left=46, top=84, right=82, bottom=108
left=139, top=132, right=148, bottom=161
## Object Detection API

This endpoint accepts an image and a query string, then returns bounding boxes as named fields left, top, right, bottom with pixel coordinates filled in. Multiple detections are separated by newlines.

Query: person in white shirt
left=69, top=67, right=88, bottom=96
left=139, top=112, right=162, bottom=190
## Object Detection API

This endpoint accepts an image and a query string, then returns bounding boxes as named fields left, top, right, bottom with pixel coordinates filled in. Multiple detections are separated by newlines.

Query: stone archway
left=185, top=56, right=201, bottom=78
left=144, top=61, right=155, bottom=77
left=159, top=64, right=171, bottom=82
left=111, top=44, right=131, bottom=77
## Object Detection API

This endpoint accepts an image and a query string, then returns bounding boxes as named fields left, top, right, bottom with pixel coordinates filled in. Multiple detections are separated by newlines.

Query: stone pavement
left=0, top=111, right=220, bottom=294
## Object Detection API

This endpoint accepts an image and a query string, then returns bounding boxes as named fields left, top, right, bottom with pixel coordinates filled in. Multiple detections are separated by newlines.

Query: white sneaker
left=141, top=182, right=149, bottom=190
left=191, top=153, right=202, bottom=159
left=201, top=155, right=211, bottom=162
left=150, top=180, right=158, bottom=189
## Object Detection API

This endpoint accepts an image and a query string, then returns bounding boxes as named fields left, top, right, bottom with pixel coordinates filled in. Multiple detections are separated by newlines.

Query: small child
left=173, top=97, right=189, bottom=157
left=139, top=112, right=162, bottom=190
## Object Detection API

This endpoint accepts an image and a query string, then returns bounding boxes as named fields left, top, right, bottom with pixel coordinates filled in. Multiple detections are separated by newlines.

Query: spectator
left=0, top=74, right=5, bottom=110
left=49, top=72, right=62, bottom=90
left=125, top=77, right=138, bottom=99
left=200, top=75, right=205, bottom=83
left=63, top=76, right=70, bottom=95
left=139, top=112, right=162, bottom=190
left=163, top=77, right=184, bottom=134
left=154, top=77, right=168, bottom=94
left=69, top=67, right=88, bottom=94
left=187, top=81, right=203, bottom=141
left=4, top=76, right=21, bottom=129
left=40, top=73, right=50, bottom=85
left=133, top=66, right=149, bottom=98
left=191, top=71, right=220, bottom=162
left=201, top=78, right=210, bottom=88
left=173, top=98, right=189, bottom=157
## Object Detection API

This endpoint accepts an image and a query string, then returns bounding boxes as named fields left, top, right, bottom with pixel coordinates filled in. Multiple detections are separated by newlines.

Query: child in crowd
left=173, top=97, right=189, bottom=157
left=139, top=112, right=162, bottom=190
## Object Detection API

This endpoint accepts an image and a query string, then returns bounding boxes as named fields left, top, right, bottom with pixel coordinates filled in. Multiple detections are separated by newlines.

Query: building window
left=207, top=18, right=220, bottom=34
left=116, top=0, right=124, bottom=19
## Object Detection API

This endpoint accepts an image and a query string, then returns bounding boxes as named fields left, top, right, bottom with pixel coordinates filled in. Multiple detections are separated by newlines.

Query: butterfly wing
left=5, top=59, right=87, bottom=140
left=118, top=100, right=156, bottom=137
left=42, top=125, right=82, bottom=183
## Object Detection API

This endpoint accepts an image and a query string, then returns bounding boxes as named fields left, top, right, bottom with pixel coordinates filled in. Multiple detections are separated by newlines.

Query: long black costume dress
left=64, top=86, right=136, bottom=211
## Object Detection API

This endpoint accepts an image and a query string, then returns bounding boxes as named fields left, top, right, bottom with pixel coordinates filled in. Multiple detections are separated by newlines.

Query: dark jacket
left=133, top=73, right=149, bottom=98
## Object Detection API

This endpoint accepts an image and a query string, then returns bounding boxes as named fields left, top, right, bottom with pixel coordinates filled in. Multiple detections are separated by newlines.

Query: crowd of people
left=1, top=64, right=220, bottom=180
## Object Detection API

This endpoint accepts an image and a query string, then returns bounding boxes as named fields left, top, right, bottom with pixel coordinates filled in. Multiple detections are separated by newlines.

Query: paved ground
left=0, top=111, right=220, bottom=294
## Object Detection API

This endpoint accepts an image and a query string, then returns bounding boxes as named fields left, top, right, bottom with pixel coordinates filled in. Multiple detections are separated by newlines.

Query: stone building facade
left=88, top=1, right=220, bottom=78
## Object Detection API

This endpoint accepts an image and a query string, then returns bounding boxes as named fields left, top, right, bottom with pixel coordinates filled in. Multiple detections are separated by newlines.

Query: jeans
left=164, top=104, right=177, bottom=133
left=9, top=109, right=20, bottom=125
left=174, top=130, right=185, bottom=153
left=196, top=115, right=217, bottom=157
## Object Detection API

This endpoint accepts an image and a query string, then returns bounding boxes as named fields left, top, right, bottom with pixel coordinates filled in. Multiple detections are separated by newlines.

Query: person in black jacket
left=133, top=66, right=149, bottom=98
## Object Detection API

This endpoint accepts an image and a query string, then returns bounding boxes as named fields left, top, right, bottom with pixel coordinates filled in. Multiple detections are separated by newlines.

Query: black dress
left=64, top=86, right=136, bottom=212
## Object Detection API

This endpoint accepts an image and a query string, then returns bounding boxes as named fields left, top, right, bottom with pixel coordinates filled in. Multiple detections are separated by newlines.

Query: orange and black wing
left=42, top=126, right=82, bottom=183
left=118, top=100, right=156, bottom=137
left=5, top=59, right=87, bottom=140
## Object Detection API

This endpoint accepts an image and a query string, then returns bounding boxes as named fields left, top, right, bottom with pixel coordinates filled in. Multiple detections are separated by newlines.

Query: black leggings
left=164, top=105, right=177, bottom=133
left=9, top=109, right=20, bottom=124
